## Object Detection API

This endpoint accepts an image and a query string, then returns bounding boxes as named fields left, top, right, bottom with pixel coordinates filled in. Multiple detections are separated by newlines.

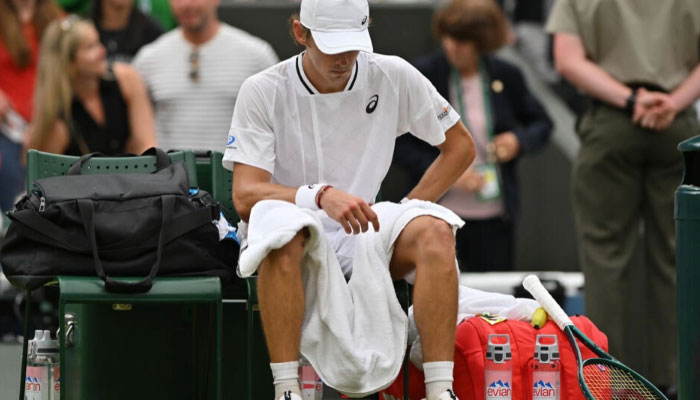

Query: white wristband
left=295, top=184, right=325, bottom=210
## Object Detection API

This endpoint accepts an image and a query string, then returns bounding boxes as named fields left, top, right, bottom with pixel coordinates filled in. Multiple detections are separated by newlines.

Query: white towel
left=238, top=199, right=464, bottom=397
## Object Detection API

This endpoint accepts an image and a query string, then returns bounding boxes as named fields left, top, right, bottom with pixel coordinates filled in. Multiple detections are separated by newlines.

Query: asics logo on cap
left=362, top=15, right=367, bottom=25
left=366, top=94, right=378, bottom=114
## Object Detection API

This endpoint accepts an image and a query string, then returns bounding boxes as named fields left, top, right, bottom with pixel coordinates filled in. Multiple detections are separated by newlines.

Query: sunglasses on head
left=60, top=14, right=80, bottom=33
left=189, top=47, right=200, bottom=83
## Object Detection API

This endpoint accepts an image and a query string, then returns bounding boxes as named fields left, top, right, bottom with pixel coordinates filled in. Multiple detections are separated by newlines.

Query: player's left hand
left=492, top=131, right=520, bottom=163
left=319, top=187, right=380, bottom=234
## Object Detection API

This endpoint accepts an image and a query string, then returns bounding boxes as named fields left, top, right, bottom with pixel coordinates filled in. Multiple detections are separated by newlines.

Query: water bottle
left=532, top=335, right=560, bottom=400
left=25, top=330, right=59, bottom=400
left=298, top=357, right=323, bottom=400
left=484, top=334, right=512, bottom=400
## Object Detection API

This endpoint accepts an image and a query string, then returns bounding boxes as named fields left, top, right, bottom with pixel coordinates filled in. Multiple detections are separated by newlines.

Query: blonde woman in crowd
left=0, top=0, right=61, bottom=210
left=27, top=15, right=156, bottom=156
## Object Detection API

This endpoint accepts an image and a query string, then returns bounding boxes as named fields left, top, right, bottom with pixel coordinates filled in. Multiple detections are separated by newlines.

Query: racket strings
left=582, top=363, right=662, bottom=399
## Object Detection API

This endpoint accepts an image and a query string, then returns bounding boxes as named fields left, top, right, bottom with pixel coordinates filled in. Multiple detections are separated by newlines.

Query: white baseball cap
left=300, top=0, right=373, bottom=55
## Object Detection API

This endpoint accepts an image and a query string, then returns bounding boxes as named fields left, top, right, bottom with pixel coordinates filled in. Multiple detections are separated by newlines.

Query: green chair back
left=191, top=151, right=239, bottom=226
left=210, top=151, right=239, bottom=225
left=25, top=149, right=198, bottom=192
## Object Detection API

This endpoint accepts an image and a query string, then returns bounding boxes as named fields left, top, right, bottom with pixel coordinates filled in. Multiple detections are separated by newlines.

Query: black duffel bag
left=0, top=149, right=236, bottom=293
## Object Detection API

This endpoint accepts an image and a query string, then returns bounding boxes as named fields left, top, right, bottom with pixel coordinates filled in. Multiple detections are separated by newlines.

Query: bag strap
left=67, top=152, right=106, bottom=175
left=97, top=204, right=216, bottom=252
left=9, top=210, right=91, bottom=253
left=77, top=196, right=174, bottom=294
left=67, top=147, right=170, bottom=176
left=9, top=199, right=215, bottom=256
left=140, top=147, right=171, bottom=170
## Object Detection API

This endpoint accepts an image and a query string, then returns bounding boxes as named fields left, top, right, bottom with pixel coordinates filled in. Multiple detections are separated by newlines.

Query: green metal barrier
left=674, top=135, right=700, bottom=400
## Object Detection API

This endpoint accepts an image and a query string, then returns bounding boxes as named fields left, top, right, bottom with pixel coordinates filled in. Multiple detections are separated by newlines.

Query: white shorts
left=320, top=201, right=463, bottom=279
left=237, top=200, right=464, bottom=281
left=321, top=217, right=357, bottom=278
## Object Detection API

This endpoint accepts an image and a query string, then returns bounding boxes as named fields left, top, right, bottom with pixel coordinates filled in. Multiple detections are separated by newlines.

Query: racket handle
left=522, top=275, right=573, bottom=330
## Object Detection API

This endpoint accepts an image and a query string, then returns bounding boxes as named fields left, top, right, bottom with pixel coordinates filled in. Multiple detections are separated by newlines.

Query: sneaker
left=277, top=391, right=302, bottom=400
left=439, top=389, right=459, bottom=400
left=422, top=389, right=459, bottom=400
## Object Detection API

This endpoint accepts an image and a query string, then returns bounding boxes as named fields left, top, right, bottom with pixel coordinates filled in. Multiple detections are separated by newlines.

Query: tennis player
left=223, top=0, right=475, bottom=398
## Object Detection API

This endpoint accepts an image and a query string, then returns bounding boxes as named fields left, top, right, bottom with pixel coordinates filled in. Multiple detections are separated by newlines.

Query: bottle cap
left=486, top=334, right=511, bottom=363
left=534, top=334, right=559, bottom=362
left=27, top=330, right=42, bottom=358
left=33, top=330, right=59, bottom=360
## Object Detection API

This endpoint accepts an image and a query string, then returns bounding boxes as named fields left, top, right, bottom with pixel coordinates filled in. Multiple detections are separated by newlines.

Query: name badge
left=474, top=163, right=502, bottom=201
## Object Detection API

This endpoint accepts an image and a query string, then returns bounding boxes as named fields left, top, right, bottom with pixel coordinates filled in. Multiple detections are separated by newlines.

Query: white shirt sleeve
left=395, top=59, right=461, bottom=146
left=222, top=77, right=276, bottom=173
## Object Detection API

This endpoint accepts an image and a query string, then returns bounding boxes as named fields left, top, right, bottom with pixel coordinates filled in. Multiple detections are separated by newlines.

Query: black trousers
left=455, top=217, right=514, bottom=272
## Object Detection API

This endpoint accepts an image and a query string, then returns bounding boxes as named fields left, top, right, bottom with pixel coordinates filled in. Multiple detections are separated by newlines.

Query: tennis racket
left=522, top=275, right=668, bottom=400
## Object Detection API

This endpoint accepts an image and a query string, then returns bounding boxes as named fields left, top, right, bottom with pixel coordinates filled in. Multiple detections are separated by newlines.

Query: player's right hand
left=318, top=187, right=380, bottom=234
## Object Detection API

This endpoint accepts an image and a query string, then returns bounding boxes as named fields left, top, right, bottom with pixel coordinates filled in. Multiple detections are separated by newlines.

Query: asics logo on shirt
left=366, top=95, right=379, bottom=114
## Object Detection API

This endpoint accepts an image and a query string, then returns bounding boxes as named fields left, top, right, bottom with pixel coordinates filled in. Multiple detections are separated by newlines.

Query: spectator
left=132, top=0, right=278, bottom=153
left=395, top=0, right=552, bottom=272
left=91, top=0, right=164, bottom=65
left=27, top=16, right=156, bottom=156
left=0, top=0, right=61, bottom=211
left=225, top=0, right=475, bottom=398
left=547, top=0, right=700, bottom=394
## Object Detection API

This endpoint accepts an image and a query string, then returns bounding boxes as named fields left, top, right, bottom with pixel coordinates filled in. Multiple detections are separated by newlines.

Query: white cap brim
left=310, top=29, right=373, bottom=54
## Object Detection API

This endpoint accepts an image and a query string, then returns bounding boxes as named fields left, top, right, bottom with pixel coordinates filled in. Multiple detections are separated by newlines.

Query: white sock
left=270, top=361, right=301, bottom=399
left=424, top=361, right=455, bottom=400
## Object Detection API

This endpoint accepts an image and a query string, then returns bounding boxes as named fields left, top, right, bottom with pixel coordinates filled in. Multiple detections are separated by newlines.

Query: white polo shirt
left=223, top=51, right=460, bottom=204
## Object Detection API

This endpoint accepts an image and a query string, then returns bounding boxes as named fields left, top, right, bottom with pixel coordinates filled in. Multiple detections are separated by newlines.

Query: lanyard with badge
left=451, top=61, right=502, bottom=201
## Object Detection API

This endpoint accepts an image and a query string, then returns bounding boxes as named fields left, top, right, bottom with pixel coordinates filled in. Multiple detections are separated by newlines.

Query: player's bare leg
left=391, top=216, right=459, bottom=400
left=258, top=230, right=307, bottom=399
